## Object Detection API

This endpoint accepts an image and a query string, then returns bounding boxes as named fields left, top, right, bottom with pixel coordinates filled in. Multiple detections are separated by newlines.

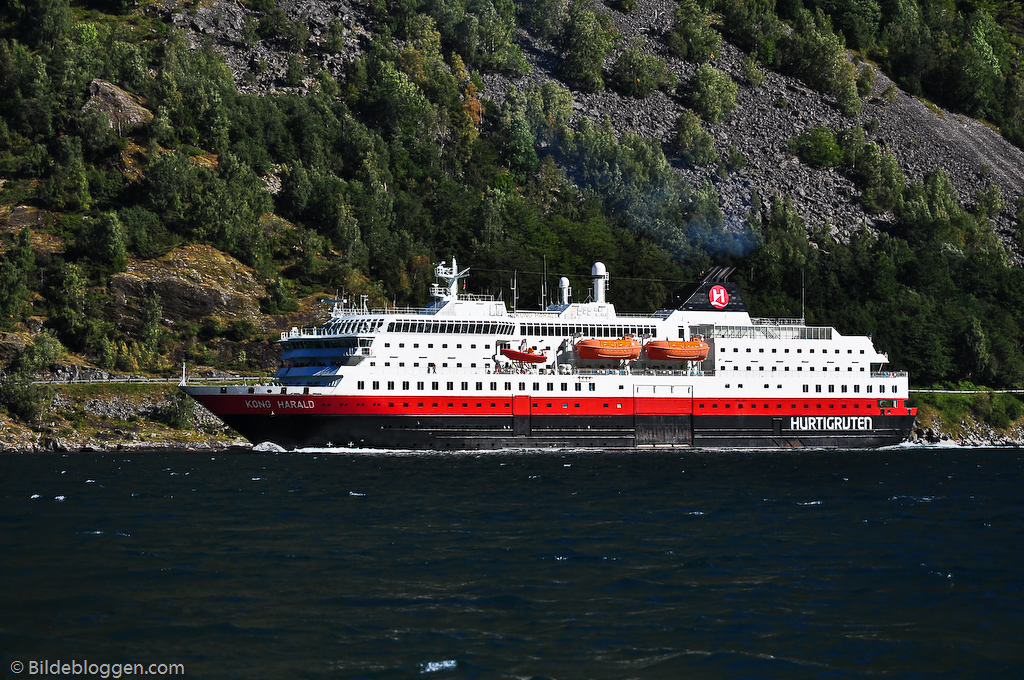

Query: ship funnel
left=591, top=262, right=608, bottom=303
left=559, top=277, right=571, bottom=305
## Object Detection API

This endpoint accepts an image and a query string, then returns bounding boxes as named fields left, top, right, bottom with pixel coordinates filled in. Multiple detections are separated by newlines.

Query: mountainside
left=5, top=0, right=1024, bottom=434
left=179, top=0, right=1024, bottom=254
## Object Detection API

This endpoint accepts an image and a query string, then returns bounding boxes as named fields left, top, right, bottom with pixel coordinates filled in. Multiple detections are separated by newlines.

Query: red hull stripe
left=195, top=394, right=916, bottom=418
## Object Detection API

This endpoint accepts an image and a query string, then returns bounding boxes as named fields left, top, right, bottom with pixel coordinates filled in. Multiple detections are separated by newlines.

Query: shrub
left=689, top=64, right=738, bottom=123
left=672, top=109, right=718, bottom=166
left=162, top=388, right=195, bottom=430
left=609, top=38, right=677, bottom=97
left=789, top=126, right=843, bottom=167
left=856, top=63, right=875, bottom=98
left=742, top=54, right=765, bottom=87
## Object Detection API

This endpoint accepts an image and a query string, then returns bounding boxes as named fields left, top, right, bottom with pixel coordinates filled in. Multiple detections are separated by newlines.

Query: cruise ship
left=180, top=259, right=917, bottom=449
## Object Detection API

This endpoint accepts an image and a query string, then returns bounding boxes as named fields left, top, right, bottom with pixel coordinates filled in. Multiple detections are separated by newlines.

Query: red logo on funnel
left=709, top=285, right=729, bottom=309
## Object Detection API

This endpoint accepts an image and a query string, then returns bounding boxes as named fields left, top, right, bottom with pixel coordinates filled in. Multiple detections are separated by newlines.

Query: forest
left=1, top=0, right=1024, bottom=414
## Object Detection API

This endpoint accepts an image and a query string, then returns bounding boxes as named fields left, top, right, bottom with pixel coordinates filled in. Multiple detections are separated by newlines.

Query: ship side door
left=512, top=394, right=531, bottom=436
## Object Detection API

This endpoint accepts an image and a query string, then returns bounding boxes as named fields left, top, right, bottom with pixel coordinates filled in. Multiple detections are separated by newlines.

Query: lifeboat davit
left=501, top=347, right=548, bottom=363
left=575, top=337, right=642, bottom=361
left=644, top=339, right=710, bottom=362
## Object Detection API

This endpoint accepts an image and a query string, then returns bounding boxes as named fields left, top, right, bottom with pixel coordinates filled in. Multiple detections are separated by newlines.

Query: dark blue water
left=2, top=447, right=1023, bottom=679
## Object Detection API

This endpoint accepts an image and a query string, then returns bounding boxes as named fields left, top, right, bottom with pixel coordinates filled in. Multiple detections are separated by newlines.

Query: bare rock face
left=0, top=332, right=28, bottom=366
left=81, top=80, right=155, bottom=134
left=106, top=244, right=267, bottom=332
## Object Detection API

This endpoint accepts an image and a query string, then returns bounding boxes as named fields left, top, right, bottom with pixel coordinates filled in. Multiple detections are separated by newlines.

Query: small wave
left=797, top=500, right=822, bottom=506
left=419, top=659, right=456, bottom=673
left=86, top=479, right=96, bottom=483
left=30, top=494, right=40, bottom=499
left=349, top=491, right=366, bottom=497
left=54, top=495, right=66, bottom=502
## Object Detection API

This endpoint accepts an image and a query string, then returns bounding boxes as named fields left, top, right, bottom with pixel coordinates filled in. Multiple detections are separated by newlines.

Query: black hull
left=217, top=412, right=916, bottom=451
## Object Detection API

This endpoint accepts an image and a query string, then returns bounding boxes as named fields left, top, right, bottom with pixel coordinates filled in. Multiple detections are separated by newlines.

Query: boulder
left=81, top=80, right=154, bottom=134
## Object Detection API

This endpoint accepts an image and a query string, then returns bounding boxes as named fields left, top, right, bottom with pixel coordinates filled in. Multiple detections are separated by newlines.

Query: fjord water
left=2, top=447, right=1022, bottom=679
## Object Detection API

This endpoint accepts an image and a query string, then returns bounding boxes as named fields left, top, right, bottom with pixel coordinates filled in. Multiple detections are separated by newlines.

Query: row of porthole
left=723, top=383, right=899, bottom=393
left=725, top=347, right=867, bottom=354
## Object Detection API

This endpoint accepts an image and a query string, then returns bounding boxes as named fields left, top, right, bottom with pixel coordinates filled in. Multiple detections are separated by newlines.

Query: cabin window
left=373, top=381, right=379, bottom=390
left=357, top=381, right=364, bottom=390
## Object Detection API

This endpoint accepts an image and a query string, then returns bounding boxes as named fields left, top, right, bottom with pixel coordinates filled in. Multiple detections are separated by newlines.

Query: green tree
left=76, top=211, right=129, bottom=278
left=667, top=0, right=720, bottom=63
left=0, top=228, right=35, bottom=328
left=43, top=136, right=90, bottom=211
left=518, top=0, right=565, bottom=40
left=782, top=8, right=862, bottom=116
left=561, top=0, right=617, bottom=92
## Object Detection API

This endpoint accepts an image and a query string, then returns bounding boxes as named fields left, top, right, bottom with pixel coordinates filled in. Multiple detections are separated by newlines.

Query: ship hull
left=189, top=391, right=915, bottom=450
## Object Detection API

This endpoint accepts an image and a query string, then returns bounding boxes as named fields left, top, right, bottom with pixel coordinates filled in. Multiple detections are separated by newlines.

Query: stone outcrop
left=81, top=79, right=155, bottom=133
left=106, top=244, right=267, bottom=332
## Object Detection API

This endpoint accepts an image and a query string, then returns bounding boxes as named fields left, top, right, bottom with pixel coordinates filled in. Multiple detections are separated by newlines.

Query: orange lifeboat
left=644, top=339, right=710, bottom=362
left=501, top=347, right=548, bottom=363
left=575, top=337, right=642, bottom=361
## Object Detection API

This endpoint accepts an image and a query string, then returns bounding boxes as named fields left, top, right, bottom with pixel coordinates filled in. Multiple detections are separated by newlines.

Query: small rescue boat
left=501, top=347, right=548, bottom=363
left=644, top=339, right=710, bottom=361
left=575, top=337, right=642, bottom=361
